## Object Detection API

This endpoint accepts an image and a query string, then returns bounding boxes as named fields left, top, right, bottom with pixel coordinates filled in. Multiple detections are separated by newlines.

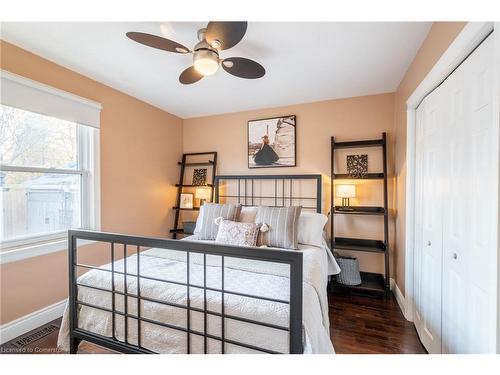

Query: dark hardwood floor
left=0, top=289, right=425, bottom=354
left=329, top=289, right=426, bottom=354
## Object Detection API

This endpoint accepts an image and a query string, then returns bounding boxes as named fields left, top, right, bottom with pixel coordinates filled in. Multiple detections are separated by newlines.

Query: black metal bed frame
left=68, top=174, right=322, bottom=354
left=214, top=174, right=322, bottom=212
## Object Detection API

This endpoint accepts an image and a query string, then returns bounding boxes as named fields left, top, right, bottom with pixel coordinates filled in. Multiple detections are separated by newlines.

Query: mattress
left=57, top=237, right=339, bottom=354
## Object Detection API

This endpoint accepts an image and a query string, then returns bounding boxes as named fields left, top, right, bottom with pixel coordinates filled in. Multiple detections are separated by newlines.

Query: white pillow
left=238, top=206, right=258, bottom=223
left=193, top=205, right=205, bottom=235
left=297, top=211, right=328, bottom=248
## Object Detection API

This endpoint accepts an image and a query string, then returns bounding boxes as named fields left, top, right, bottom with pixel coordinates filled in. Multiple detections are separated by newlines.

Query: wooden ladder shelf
left=330, top=132, right=390, bottom=294
left=170, top=151, right=217, bottom=239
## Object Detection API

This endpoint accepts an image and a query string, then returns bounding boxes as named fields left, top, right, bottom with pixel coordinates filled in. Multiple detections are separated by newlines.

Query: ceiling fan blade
left=221, top=57, right=265, bottom=79
left=126, top=32, right=190, bottom=54
left=179, top=66, right=204, bottom=84
left=205, top=22, right=247, bottom=50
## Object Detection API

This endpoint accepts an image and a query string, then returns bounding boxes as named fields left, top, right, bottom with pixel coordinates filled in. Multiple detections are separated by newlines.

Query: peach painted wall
left=0, top=41, right=183, bottom=324
left=183, top=94, right=396, bottom=276
left=394, top=22, right=466, bottom=294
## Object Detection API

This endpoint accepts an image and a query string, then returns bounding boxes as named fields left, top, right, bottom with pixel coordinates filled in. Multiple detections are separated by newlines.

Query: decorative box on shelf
left=183, top=221, right=196, bottom=235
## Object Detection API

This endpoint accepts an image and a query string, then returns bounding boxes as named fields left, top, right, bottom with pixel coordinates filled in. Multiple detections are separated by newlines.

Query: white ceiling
left=1, top=22, right=431, bottom=118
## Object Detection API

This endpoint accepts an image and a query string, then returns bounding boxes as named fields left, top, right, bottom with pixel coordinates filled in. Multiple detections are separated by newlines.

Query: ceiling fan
left=126, top=22, right=265, bottom=84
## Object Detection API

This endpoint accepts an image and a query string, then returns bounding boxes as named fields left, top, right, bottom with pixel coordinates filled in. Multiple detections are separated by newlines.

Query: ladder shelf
left=330, top=133, right=390, bottom=294
left=170, top=151, right=217, bottom=239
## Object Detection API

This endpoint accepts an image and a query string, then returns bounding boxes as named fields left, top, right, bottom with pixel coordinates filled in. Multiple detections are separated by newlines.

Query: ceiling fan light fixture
left=127, top=22, right=265, bottom=84
left=193, top=50, right=219, bottom=76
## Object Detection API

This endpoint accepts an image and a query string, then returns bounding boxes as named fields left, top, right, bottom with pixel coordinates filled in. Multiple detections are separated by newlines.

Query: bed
left=58, top=174, right=340, bottom=354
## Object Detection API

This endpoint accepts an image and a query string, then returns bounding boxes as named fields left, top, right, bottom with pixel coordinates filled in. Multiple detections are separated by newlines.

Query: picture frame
left=192, top=168, right=207, bottom=186
left=247, top=115, right=296, bottom=168
left=347, top=154, right=368, bottom=178
left=179, top=193, right=194, bottom=209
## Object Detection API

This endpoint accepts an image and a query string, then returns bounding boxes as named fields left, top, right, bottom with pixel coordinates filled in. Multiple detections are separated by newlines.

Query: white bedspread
left=58, top=237, right=339, bottom=354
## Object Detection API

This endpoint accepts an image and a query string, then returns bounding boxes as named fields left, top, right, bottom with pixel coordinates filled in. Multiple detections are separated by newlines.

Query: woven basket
left=335, top=256, right=362, bottom=286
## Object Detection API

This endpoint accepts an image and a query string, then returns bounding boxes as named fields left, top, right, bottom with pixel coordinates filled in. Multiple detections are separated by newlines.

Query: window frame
left=0, top=120, right=100, bottom=259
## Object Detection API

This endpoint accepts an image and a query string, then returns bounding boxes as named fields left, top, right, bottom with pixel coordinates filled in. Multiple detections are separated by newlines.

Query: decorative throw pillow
left=198, top=203, right=242, bottom=240
left=215, top=219, right=261, bottom=247
left=255, top=206, right=302, bottom=249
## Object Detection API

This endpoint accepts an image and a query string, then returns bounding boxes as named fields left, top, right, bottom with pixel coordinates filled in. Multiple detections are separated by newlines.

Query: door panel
left=413, top=101, right=425, bottom=342
left=414, top=91, right=444, bottom=354
left=442, top=35, right=495, bottom=353
left=440, top=57, right=468, bottom=354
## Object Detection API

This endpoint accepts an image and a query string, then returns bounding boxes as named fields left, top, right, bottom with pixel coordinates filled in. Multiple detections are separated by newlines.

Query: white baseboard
left=390, top=278, right=410, bottom=321
left=0, top=299, right=67, bottom=344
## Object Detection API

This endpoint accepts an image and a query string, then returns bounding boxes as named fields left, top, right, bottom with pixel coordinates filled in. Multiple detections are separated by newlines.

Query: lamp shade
left=336, top=184, right=356, bottom=198
left=195, top=187, right=212, bottom=200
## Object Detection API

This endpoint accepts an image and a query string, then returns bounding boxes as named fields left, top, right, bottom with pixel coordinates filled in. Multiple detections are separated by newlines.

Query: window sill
left=0, top=237, right=95, bottom=265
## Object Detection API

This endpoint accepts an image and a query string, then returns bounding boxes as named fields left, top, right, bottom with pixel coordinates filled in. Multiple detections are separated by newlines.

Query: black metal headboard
left=213, top=174, right=322, bottom=213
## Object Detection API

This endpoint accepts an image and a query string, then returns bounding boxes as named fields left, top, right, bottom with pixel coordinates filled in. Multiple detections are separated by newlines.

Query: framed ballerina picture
left=247, top=115, right=296, bottom=168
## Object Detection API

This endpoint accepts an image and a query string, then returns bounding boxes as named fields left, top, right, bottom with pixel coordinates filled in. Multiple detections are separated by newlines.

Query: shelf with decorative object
left=177, top=161, right=215, bottom=167
left=175, top=184, right=213, bottom=187
left=172, top=206, right=201, bottom=211
left=334, top=173, right=385, bottom=180
left=333, top=206, right=386, bottom=216
left=169, top=228, right=185, bottom=234
left=333, top=237, right=386, bottom=253
left=333, top=139, right=384, bottom=149
left=330, top=133, right=390, bottom=295
left=170, top=221, right=196, bottom=237
left=330, top=272, right=386, bottom=293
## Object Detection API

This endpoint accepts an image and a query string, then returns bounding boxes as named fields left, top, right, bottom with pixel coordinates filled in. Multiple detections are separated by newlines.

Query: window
left=0, top=71, right=100, bottom=255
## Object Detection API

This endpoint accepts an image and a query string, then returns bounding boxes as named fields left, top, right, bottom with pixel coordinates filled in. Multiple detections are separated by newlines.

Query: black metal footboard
left=68, top=230, right=303, bottom=354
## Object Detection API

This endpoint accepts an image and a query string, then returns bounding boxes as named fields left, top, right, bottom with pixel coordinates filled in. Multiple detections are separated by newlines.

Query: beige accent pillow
left=215, top=219, right=261, bottom=247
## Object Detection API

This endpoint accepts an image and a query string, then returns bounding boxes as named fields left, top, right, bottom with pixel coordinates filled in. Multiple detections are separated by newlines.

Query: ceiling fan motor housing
left=193, top=40, right=220, bottom=76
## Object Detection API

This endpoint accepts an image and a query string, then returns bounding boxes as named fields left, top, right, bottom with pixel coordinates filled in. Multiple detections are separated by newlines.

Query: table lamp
left=195, top=187, right=211, bottom=206
left=336, top=184, right=356, bottom=210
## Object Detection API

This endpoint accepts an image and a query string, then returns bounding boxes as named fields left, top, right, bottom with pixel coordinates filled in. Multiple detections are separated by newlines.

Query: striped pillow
left=199, top=203, right=242, bottom=240
left=255, top=206, right=302, bottom=249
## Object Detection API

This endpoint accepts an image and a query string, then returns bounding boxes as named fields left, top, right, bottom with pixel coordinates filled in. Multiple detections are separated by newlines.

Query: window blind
left=0, top=70, right=102, bottom=128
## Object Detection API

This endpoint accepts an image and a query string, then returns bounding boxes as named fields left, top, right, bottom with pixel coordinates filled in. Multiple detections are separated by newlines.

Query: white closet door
left=414, top=33, right=497, bottom=354
left=441, top=35, right=496, bottom=353
left=414, top=89, right=445, bottom=354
